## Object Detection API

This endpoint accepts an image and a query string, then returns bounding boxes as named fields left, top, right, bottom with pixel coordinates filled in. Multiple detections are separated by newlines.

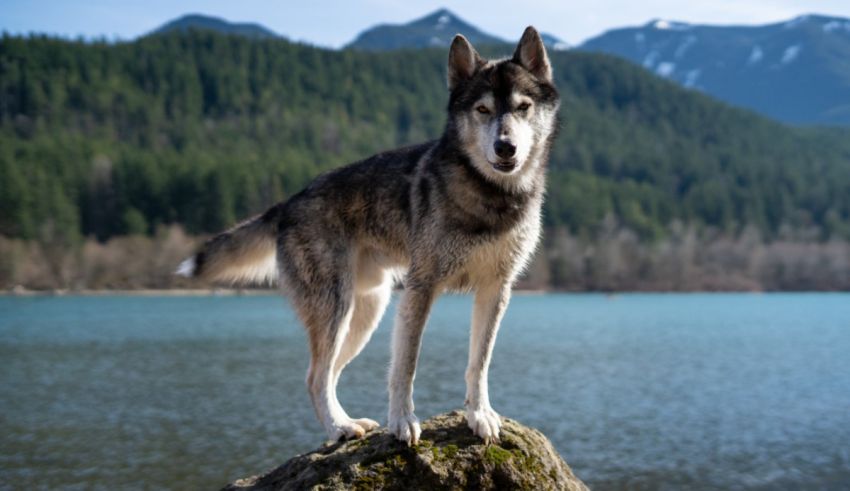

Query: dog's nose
left=494, top=140, right=516, bottom=159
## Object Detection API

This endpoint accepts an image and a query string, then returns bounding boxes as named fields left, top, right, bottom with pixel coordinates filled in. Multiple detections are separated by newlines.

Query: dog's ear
left=448, top=34, right=483, bottom=91
left=513, top=26, right=552, bottom=82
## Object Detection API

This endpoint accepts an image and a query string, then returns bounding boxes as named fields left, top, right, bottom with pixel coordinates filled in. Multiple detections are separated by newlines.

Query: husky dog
left=177, top=27, right=560, bottom=445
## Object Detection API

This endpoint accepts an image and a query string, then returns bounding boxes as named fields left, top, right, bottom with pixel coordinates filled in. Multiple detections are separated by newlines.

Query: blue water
left=1, top=293, right=849, bottom=490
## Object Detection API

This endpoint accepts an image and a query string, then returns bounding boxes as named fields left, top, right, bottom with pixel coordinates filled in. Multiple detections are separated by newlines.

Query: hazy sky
left=4, top=0, right=850, bottom=47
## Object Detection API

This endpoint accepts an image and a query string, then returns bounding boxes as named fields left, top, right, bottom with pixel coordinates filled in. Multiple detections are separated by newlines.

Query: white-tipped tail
left=175, top=257, right=196, bottom=277
left=175, top=210, right=280, bottom=285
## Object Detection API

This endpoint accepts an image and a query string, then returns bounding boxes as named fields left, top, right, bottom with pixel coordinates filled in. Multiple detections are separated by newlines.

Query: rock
left=222, top=410, right=589, bottom=490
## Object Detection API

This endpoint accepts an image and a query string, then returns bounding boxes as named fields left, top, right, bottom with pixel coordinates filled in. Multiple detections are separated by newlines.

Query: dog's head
left=447, top=26, right=560, bottom=191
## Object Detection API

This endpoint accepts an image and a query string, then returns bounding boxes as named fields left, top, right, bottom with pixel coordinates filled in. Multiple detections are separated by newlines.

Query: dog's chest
left=448, top=208, right=541, bottom=289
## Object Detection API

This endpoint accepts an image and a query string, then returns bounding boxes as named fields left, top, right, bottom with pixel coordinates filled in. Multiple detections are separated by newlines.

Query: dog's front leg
left=465, top=283, right=511, bottom=443
left=387, top=284, right=436, bottom=445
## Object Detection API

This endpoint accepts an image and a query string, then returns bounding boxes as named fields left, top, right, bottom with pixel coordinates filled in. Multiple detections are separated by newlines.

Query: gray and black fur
left=178, top=27, right=560, bottom=445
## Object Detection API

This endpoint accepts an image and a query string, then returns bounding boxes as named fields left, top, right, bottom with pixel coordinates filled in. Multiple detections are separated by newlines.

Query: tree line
left=1, top=31, right=849, bottom=289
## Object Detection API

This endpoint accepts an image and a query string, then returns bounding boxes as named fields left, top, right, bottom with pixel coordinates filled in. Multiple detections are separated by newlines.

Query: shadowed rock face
left=222, top=410, right=589, bottom=490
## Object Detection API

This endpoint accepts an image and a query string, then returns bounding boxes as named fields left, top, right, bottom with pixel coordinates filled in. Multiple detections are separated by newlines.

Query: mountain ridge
left=578, top=13, right=850, bottom=125
left=345, top=8, right=569, bottom=51
left=346, top=8, right=505, bottom=50
left=148, top=13, right=281, bottom=39
left=143, top=9, right=850, bottom=125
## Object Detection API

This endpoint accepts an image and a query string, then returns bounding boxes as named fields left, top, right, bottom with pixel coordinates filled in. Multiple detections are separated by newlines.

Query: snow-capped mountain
left=346, top=9, right=504, bottom=50
left=579, top=14, right=850, bottom=125
left=346, top=8, right=569, bottom=51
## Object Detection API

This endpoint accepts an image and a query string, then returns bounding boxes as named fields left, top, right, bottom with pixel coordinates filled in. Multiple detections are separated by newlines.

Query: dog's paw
left=352, top=417, right=380, bottom=433
left=328, top=419, right=368, bottom=441
left=388, top=412, right=421, bottom=446
left=466, top=405, right=502, bottom=444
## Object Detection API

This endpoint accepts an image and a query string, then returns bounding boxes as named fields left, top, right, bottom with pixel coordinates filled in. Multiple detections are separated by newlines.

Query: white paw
left=466, top=406, right=502, bottom=444
left=327, top=419, right=367, bottom=441
left=388, top=411, right=421, bottom=445
left=352, top=417, right=380, bottom=433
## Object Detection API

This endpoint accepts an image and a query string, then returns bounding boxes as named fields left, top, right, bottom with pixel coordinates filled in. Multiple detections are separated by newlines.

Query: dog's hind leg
left=293, top=277, right=368, bottom=441
left=331, top=280, right=392, bottom=432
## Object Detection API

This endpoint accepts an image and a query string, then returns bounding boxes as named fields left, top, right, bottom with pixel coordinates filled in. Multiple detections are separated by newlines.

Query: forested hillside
left=2, top=31, right=849, bottom=290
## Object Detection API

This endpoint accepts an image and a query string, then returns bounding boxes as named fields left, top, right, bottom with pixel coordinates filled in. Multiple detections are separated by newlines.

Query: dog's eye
left=475, top=105, right=491, bottom=115
left=517, top=102, right=531, bottom=112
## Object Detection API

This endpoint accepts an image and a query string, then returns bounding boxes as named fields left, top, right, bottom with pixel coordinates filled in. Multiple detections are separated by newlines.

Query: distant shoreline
left=2, top=288, right=281, bottom=297
left=3, top=288, right=846, bottom=297
left=1, top=287, right=549, bottom=297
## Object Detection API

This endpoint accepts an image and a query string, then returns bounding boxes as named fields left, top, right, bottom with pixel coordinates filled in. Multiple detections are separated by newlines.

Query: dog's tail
left=176, top=205, right=281, bottom=285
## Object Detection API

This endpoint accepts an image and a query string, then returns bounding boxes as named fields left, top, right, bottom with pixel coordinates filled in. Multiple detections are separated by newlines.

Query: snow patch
left=674, top=35, right=698, bottom=59
left=435, top=14, right=451, bottom=30
left=747, top=45, right=763, bottom=65
left=552, top=41, right=571, bottom=51
left=429, top=36, right=445, bottom=46
left=823, top=20, right=841, bottom=32
left=781, top=44, right=802, bottom=64
left=643, top=50, right=660, bottom=68
left=652, top=19, right=691, bottom=31
left=656, top=62, right=675, bottom=77
left=823, top=20, right=850, bottom=33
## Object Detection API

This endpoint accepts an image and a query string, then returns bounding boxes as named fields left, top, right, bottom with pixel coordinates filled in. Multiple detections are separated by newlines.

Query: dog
left=177, top=26, right=560, bottom=445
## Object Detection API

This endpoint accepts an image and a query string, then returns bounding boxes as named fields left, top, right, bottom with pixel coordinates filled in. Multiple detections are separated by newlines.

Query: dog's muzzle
left=492, top=140, right=518, bottom=172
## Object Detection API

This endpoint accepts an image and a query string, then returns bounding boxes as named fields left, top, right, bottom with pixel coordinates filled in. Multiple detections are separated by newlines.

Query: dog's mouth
left=490, top=159, right=517, bottom=173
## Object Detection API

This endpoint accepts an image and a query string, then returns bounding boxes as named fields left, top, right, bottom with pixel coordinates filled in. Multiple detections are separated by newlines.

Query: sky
left=4, top=0, right=850, bottom=47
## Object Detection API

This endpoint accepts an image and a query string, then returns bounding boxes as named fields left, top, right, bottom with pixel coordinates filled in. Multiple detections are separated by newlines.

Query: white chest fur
left=447, top=206, right=542, bottom=291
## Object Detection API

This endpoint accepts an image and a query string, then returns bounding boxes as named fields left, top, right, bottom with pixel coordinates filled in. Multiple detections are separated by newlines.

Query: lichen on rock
left=222, top=410, right=589, bottom=490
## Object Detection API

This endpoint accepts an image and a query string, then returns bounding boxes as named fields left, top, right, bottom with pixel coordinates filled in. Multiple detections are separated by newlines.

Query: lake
left=1, top=293, right=849, bottom=490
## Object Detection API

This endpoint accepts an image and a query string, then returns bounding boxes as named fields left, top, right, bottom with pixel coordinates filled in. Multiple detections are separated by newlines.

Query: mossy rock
left=222, top=410, right=589, bottom=490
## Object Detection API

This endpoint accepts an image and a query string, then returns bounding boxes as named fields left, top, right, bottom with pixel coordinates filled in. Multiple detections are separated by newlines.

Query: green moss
left=348, top=437, right=369, bottom=449
left=353, top=473, right=383, bottom=491
left=354, top=457, right=400, bottom=490
left=443, top=444, right=458, bottom=459
left=509, top=449, right=544, bottom=475
left=484, top=445, right=513, bottom=466
left=388, top=454, right=407, bottom=468
left=414, top=439, right=432, bottom=454
left=430, top=443, right=459, bottom=462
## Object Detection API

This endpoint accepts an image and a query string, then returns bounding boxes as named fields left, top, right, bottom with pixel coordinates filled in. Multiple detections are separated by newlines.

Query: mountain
left=149, top=13, right=280, bottom=39
left=347, top=8, right=505, bottom=50
left=579, top=14, right=850, bottom=125
left=140, top=11, right=850, bottom=125
left=347, top=8, right=569, bottom=51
